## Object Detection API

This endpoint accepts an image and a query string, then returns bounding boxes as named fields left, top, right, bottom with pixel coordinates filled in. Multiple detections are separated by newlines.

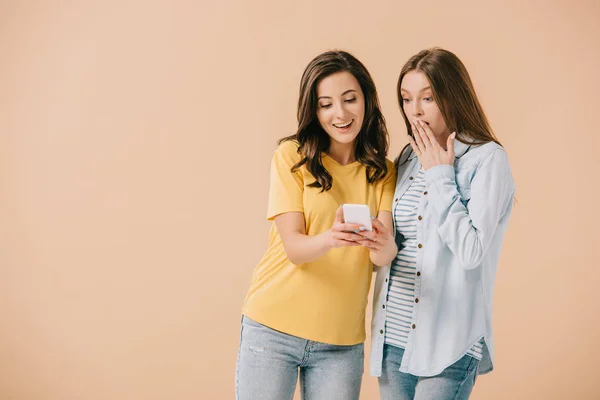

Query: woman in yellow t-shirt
left=236, top=50, right=397, bottom=400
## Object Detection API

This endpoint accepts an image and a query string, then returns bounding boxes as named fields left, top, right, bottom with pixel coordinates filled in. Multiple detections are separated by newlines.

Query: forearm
left=282, top=231, right=332, bottom=265
left=425, top=151, right=514, bottom=269
left=370, top=235, right=398, bottom=267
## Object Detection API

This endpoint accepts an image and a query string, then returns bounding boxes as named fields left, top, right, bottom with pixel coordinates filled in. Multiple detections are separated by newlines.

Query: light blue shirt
left=370, top=139, right=515, bottom=377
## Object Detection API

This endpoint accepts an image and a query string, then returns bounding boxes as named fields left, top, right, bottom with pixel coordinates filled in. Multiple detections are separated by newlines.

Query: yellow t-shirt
left=242, top=140, right=396, bottom=345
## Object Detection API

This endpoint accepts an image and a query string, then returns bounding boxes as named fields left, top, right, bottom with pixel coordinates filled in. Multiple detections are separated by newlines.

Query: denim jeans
left=236, top=316, right=364, bottom=400
left=378, top=344, right=479, bottom=400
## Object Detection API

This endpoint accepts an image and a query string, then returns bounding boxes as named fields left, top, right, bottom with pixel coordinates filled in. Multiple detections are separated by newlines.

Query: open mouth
left=333, top=120, right=353, bottom=130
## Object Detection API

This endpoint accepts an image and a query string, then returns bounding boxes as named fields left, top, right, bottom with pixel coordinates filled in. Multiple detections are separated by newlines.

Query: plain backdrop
left=1, top=1, right=599, bottom=399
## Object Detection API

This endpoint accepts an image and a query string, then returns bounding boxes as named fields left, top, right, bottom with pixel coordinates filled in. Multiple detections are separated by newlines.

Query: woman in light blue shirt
left=370, top=48, right=515, bottom=399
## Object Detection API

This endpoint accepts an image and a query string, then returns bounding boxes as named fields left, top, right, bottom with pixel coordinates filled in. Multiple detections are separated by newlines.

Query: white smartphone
left=342, top=204, right=372, bottom=231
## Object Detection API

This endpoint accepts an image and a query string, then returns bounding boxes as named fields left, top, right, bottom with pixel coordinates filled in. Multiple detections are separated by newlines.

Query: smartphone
left=342, top=204, right=372, bottom=231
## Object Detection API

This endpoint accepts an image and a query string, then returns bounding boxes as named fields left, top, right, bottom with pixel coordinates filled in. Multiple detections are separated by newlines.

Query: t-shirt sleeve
left=267, top=141, right=305, bottom=220
left=378, top=160, right=397, bottom=214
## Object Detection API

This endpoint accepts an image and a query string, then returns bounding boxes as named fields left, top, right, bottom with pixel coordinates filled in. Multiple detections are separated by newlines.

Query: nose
left=335, top=102, right=350, bottom=119
left=411, top=101, right=423, bottom=117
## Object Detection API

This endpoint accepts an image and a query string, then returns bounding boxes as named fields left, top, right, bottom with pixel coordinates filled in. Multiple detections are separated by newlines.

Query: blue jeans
left=378, top=344, right=479, bottom=400
left=236, top=316, right=364, bottom=400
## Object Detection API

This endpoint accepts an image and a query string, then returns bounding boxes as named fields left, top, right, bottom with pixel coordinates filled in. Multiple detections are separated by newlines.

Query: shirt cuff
left=424, top=164, right=455, bottom=184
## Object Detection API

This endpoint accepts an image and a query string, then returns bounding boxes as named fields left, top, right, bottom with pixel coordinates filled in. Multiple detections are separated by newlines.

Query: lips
left=333, top=120, right=353, bottom=128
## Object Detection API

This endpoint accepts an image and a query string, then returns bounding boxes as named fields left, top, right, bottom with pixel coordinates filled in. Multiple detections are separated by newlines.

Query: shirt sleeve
left=424, top=148, right=515, bottom=269
left=378, top=160, right=397, bottom=214
left=267, top=142, right=305, bottom=220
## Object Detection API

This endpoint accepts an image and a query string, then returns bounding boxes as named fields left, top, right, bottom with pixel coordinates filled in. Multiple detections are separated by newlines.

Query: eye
left=423, top=97, right=433, bottom=102
left=345, top=98, right=356, bottom=103
left=320, top=103, right=332, bottom=109
left=402, top=98, right=411, bottom=103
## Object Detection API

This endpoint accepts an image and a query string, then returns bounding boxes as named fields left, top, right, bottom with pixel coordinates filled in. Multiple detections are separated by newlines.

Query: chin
left=332, top=135, right=359, bottom=145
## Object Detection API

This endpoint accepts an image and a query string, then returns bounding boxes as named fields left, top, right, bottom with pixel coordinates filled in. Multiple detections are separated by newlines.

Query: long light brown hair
left=279, top=50, right=389, bottom=192
left=396, top=48, right=501, bottom=165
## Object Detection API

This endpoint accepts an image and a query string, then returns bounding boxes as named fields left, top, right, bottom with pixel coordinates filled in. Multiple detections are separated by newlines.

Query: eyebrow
left=318, top=89, right=357, bottom=100
left=400, top=86, right=432, bottom=94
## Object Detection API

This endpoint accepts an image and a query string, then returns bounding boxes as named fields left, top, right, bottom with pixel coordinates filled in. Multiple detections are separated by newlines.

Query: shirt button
left=385, top=278, right=388, bottom=282
left=418, top=215, right=422, bottom=220
left=418, top=243, right=423, bottom=248
left=395, top=198, right=398, bottom=202
left=380, top=330, right=384, bottom=334
left=424, top=191, right=428, bottom=195
left=415, top=298, right=419, bottom=303
left=412, top=324, right=416, bottom=329
left=416, top=271, right=421, bottom=276
left=382, top=305, right=386, bottom=309
left=409, top=176, right=414, bottom=180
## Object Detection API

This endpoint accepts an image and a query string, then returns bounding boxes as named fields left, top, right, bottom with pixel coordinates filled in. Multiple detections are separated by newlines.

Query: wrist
left=322, top=230, right=334, bottom=251
left=383, top=235, right=398, bottom=258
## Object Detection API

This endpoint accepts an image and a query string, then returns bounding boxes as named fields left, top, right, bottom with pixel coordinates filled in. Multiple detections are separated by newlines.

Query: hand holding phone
left=342, top=204, right=372, bottom=231
left=327, top=205, right=372, bottom=249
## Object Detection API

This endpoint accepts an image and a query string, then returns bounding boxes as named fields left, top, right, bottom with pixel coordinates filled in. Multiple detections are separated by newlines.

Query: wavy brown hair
left=279, top=50, right=389, bottom=192
left=396, top=47, right=501, bottom=165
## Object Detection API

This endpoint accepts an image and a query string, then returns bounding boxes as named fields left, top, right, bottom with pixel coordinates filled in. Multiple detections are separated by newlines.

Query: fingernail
left=353, top=230, right=360, bottom=234
left=359, top=227, right=366, bottom=231
left=371, top=216, right=376, bottom=220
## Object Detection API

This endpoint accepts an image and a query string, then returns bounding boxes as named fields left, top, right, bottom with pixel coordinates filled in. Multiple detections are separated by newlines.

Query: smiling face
left=400, top=70, right=451, bottom=140
left=315, top=71, right=365, bottom=149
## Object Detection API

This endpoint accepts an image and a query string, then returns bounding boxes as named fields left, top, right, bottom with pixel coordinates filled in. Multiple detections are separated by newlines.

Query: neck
left=327, top=141, right=356, bottom=165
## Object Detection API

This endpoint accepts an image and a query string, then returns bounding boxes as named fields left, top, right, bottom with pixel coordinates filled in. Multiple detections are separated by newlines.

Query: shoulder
left=472, top=141, right=504, bottom=156
left=275, top=139, right=300, bottom=155
left=459, top=142, right=513, bottom=188
left=460, top=141, right=508, bottom=168
left=380, top=158, right=397, bottom=184
left=273, top=139, right=302, bottom=164
left=385, top=158, right=395, bottom=173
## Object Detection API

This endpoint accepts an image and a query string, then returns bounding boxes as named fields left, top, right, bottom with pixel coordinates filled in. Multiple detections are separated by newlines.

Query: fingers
left=418, top=120, right=439, bottom=148
left=407, top=135, right=422, bottom=157
left=447, top=132, right=456, bottom=157
left=333, top=207, right=370, bottom=232
left=333, top=230, right=368, bottom=242
left=355, top=239, right=380, bottom=250
left=411, top=121, right=426, bottom=151
left=356, top=231, right=375, bottom=241
left=413, top=120, right=434, bottom=149
left=356, top=227, right=383, bottom=244
left=335, top=206, right=344, bottom=224
left=370, top=217, right=388, bottom=234
left=356, top=236, right=387, bottom=251
left=358, top=220, right=384, bottom=241
left=332, top=223, right=366, bottom=233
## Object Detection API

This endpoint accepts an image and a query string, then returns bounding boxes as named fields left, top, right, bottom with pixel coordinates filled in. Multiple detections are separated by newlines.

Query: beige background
left=1, top=0, right=599, bottom=399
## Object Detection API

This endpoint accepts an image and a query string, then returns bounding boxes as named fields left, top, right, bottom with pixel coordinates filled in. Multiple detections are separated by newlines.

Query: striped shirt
left=384, top=168, right=484, bottom=360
